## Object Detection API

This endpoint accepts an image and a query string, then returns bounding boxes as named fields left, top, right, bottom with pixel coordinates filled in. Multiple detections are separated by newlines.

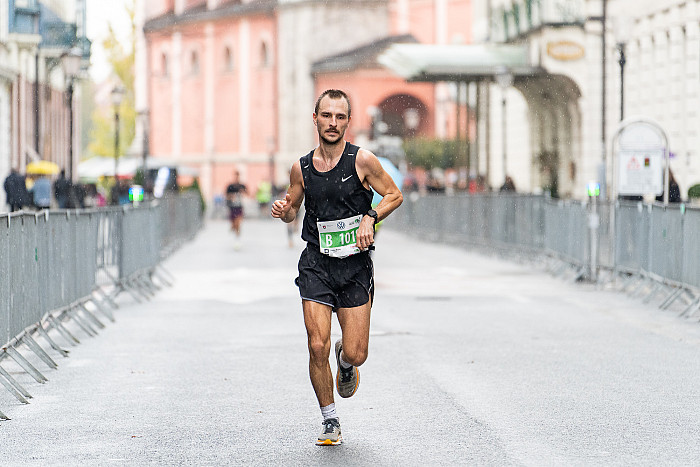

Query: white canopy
left=377, top=43, right=541, bottom=82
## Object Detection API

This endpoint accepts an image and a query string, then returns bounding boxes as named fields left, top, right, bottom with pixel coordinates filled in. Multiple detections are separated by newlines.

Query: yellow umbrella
left=26, top=160, right=60, bottom=175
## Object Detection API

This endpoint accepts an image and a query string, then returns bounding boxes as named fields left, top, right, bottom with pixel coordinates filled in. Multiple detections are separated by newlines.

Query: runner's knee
left=308, top=337, right=330, bottom=363
left=342, top=343, right=368, bottom=367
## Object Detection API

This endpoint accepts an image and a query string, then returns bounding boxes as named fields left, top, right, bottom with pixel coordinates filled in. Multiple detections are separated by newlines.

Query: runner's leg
left=303, top=299, right=335, bottom=407
left=336, top=300, right=372, bottom=367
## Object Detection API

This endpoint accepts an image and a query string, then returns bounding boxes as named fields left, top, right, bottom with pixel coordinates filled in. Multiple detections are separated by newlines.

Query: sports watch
left=366, top=209, right=378, bottom=224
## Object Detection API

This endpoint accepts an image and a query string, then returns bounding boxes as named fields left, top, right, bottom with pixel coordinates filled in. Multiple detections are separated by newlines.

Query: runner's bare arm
left=357, top=149, right=403, bottom=221
left=271, top=161, right=305, bottom=223
left=355, top=149, right=403, bottom=249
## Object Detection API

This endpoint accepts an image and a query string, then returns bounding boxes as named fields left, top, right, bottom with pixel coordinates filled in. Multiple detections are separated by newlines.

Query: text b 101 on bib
left=317, top=214, right=362, bottom=258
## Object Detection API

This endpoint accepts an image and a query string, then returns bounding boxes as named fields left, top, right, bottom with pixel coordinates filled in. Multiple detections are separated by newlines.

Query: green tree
left=403, top=138, right=460, bottom=170
left=88, top=0, right=136, bottom=159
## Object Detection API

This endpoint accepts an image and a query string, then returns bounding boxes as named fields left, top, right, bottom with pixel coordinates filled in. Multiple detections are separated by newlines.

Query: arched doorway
left=515, top=74, right=582, bottom=198
left=376, top=94, right=428, bottom=139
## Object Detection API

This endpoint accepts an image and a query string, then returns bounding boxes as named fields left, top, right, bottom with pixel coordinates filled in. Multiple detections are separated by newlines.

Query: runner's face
left=314, top=96, right=350, bottom=145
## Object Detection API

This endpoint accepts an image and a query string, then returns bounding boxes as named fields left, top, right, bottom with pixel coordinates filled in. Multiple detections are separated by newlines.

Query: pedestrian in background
left=271, top=89, right=403, bottom=446
left=31, top=175, right=52, bottom=210
left=226, top=170, right=247, bottom=248
left=499, top=175, right=516, bottom=193
left=53, top=170, right=72, bottom=208
left=656, top=170, right=681, bottom=203
left=73, top=183, right=86, bottom=208
left=3, top=168, right=30, bottom=212
left=256, top=180, right=272, bottom=215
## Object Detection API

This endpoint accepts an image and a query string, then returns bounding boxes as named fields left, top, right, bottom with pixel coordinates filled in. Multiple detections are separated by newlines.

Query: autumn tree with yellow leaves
left=87, top=0, right=136, bottom=160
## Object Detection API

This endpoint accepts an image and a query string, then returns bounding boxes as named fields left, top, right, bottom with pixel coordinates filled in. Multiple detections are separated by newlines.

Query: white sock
left=339, top=351, right=353, bottom=370
left=321, top=403, right=337, bottom=421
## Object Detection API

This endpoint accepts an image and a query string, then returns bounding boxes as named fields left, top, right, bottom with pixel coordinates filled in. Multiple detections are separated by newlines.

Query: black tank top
left=300, top=142, right=373, bottom=247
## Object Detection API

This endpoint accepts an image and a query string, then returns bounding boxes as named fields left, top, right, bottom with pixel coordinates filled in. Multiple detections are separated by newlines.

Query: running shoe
left=316, top=417, right=342, bottom=446
left=335, top=339, right=360, bottom=398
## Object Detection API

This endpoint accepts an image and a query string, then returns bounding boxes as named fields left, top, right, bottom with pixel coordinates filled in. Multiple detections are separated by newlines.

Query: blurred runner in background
left=226, top=171, right=247, bottom=249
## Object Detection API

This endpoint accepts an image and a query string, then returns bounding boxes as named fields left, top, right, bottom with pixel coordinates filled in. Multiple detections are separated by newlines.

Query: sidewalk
left=2, top=218, right=700, bottom=465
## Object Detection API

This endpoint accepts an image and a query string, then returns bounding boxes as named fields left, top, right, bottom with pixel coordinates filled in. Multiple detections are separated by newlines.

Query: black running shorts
left=295, top=246, right=374, bottom=311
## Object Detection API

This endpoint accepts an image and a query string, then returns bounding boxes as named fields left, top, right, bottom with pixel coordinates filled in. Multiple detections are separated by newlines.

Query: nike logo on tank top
left=300, top=142, right=373, bottom=253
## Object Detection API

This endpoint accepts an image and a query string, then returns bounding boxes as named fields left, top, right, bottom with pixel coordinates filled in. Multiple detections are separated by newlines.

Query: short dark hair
left=314, top=89, right=351, bottom=118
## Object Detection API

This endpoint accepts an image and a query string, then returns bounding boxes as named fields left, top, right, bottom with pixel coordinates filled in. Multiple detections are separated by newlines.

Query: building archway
left=376, top=94, right=428, bottom=139
left=514, top=73, right=582, bottom=197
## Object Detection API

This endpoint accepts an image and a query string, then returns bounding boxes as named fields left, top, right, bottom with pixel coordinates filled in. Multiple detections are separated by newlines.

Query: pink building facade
left=142, top=0, right=473, bottom=202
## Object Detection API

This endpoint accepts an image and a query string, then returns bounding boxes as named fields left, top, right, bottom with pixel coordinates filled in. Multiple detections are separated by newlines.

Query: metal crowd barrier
left=388, top=192, right=700, bottom=316
left=0, top=193, right=202, bottom=419
left=393, top=193, right=546, bottom=253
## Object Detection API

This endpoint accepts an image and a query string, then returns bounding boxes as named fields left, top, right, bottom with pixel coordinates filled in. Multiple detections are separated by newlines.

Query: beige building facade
left=473, top=0, right=700, bottom=198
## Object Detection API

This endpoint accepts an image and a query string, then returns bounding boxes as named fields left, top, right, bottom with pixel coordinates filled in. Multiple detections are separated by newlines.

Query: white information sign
left=617, top=149, right=664, bottom=196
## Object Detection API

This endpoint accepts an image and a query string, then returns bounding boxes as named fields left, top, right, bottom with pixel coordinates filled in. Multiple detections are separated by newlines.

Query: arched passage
left=514, top=74, right=582, bottom=197
left=376, top=94, right=429, bottom=139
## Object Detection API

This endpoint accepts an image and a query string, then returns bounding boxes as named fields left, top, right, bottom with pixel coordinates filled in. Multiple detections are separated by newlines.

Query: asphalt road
left=2, top=217, right=700, bottom=466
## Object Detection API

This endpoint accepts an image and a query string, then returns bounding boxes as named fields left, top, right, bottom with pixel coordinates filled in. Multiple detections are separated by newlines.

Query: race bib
left=317, top=214, right=362, bottom=258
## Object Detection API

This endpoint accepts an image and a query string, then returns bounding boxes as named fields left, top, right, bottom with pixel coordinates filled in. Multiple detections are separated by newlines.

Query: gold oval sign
left=547, top=41, right=585, bottom=61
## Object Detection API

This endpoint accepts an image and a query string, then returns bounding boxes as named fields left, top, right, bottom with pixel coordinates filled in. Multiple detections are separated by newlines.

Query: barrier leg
left=48, top=315, right=80, bottom=346
left=22, top=335, right=58, bottom=370
left=642, top=282, right=664, bottom=304
left=35, top=324, right=69, bottom=357
left=0, top=365, right=31, bottom=403
left=571, top=266, right=587, bottom=283
left=0, top=409, right=9, bottom=420
left=120, top=282, right=144, bottom=303
left=134, top=276, right=155, bottom=298
left=88, top=297, right=115, bottom=323
left=154, top=264, right=174, bottom=287
left=659, top=288, right=685, bottom=310
left=79, top=303, right=106, bottom=330
left=5, top=347, right=47, bottom=384
left=66, top=309, right=99, bottom=337
left=94, top=286, right=119, bottom=310
left=126, top=277, right=151, bottom=300
left=679, top=296, right=700, bottom=318
left=137, top=274, right=159, bottom=295
left=146, top=270, right=163, bottom=291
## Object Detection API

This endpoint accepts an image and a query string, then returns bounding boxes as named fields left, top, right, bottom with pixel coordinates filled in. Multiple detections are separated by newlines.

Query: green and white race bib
left=317, top=214, right=362, bottom=258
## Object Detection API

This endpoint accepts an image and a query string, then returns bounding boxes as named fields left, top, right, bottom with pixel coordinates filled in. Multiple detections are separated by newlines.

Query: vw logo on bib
left=337, top=221, right=345, bottom=229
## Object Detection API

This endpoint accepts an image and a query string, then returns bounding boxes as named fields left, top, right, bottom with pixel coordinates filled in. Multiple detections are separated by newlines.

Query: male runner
left=271, top=89, right=402, bottom=445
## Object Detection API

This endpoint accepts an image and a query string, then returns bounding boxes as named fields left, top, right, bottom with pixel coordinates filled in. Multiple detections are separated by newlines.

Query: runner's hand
left=356, top=215, right=375, bottom=250
left=271, top=194, right=292, bottom=219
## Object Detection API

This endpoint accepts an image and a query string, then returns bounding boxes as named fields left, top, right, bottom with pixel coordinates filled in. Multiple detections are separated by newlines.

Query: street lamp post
left=617, top=43, right=626, bottom=121
left=61, top=47, right=82, bottom=181
left=111, top=86, right=125, bottom=186
left=495, top=67, right=513, bottom=183
left=614, top=16, right=633, bottom=123
left=138, top=110, right=150, bottom=185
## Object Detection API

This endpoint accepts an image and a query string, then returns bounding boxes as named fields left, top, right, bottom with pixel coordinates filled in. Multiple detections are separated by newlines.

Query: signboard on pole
left=617, top=149, right=664, bottom=195
left=613, top=118, right=669, bottom=199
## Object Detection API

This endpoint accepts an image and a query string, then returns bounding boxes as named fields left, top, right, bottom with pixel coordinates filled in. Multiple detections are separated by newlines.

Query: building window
left=161, top=53, right=169, bottom=77
left=260, top=41, right=270, bottom=67
left=190, top=50, right=200, bottom=75
left=224, top=46, right=234, bottom=72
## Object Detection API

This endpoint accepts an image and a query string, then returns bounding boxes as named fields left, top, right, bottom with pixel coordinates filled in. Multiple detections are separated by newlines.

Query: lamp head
left=61, top=47, right=83, bottom=78
left=111, top=86, right=125, bottom=107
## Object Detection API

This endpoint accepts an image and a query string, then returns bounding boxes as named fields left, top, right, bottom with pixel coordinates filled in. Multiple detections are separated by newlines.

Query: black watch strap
left=367, top=209, right=378, bottom=223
